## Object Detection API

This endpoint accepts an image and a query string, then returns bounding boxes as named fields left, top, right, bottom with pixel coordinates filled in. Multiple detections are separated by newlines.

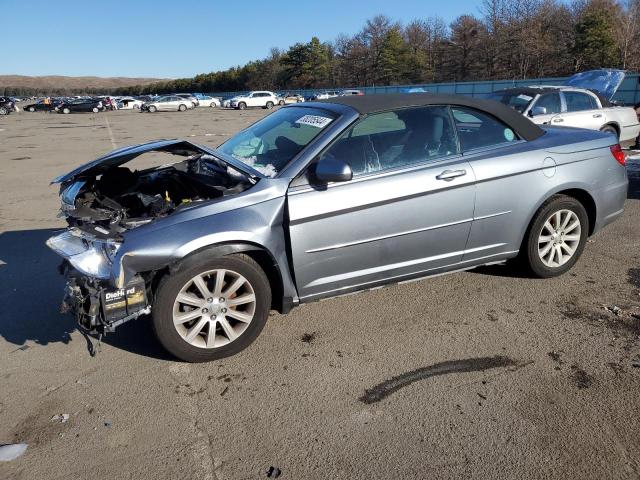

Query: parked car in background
left=230, top=91, right=278, bottom=110
left=141, top=95, right=194, bottom=112
left=23, top=98, right=63, bottom=112
left=278, top=93, right=305, bottom=105
left=0, top=96, right=16, bottom=115
left=47, top=93, right=626, bottom=362
left=312, top=90, right=342, bottom=100
left=56, top=98, right=103, bottom=114
left=117, top=97, right=144, bottom=110
left=489, top=69, right=640, bottom=146
left=195, top=95, right=220, bottom=107
left=341, top=89, right=364, bottom=96
left=175, top=94, right=199, bottom=108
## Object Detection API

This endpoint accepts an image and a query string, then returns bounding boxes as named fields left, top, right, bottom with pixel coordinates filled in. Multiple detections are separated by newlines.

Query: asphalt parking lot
left=1, top=107, right=640, bottom=479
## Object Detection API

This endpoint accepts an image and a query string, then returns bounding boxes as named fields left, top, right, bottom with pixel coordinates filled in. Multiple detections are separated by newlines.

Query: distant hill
left=0, top=75, right=169, bottom=94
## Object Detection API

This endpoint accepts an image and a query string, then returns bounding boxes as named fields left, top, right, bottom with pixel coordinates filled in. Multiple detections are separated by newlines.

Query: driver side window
left=318, top=106, right=458, bottom=177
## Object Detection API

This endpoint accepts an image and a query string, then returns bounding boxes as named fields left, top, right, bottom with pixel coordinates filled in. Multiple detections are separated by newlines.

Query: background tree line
left=7, top=0, right=640, bottom=96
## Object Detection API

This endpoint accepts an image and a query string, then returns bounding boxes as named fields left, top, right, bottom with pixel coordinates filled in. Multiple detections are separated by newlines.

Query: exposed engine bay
left=59, top=152, right=253, bottom=238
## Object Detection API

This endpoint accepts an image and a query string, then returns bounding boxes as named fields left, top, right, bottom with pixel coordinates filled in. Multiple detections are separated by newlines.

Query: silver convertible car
left=46, top=94, right=628, bottom=362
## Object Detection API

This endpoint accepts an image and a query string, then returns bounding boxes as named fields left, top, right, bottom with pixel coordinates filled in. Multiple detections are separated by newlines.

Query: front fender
left=110, top=189, right=295, bottom=302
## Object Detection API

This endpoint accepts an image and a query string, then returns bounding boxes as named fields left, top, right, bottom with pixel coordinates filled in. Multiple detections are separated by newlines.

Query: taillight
left=610, top=144, right=626, bottom=166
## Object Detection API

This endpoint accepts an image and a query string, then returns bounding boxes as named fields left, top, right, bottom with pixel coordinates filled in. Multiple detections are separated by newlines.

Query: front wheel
left=0, top=107, right=8, bottom=115
left=92, top=107, right=99, bottom=113
left=210, top=102, right=217, bottom=108
left=265, top=101, right=274, bottom=109
left=28, top=106, right=35, bottom=112
left=148, top=105, right=157, bottom=113
left=521, top=195, right=588, bottom=278
left=62, top=107, right=71, bottom=114
left=237, top=102, right=246, bottom=110
left=152, top=253, right=271, bottom=362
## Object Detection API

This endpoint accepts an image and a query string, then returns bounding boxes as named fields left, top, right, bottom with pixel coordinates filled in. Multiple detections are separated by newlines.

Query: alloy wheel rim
left=538, top=209, right=581, bottom=268
left=172, top=269, right=256, bottom=349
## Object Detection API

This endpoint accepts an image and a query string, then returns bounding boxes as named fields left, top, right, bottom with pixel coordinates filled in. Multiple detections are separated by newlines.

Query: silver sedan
left=48, top=94, right=628, bottom=362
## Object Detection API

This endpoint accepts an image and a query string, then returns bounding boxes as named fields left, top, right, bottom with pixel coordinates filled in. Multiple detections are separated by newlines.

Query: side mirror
left=312, top=157, right=353, bottom=183
left=529, top=106, right=547, bottom=117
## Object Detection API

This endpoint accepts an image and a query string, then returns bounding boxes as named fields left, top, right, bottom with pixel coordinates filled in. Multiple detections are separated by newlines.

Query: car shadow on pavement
left=0, top=228, right=171, bottom=360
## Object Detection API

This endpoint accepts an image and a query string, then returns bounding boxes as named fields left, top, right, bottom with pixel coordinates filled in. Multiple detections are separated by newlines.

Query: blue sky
left=4, top=0, right=481, bottom=78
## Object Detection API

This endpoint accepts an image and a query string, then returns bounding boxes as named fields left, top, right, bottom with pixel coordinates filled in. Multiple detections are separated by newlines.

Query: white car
left=175, top=94, right=199, bottom=108
left=490, top=69, right=640, bottom=146
left=230, top=91, right=278, bottom=110
left=142, top=95, right=194, bottom=113
left=117, top=98, right=144, bottom=110
left=313, top=90, right=342, bottom=100
left=196, top=95, right=220, bottom=108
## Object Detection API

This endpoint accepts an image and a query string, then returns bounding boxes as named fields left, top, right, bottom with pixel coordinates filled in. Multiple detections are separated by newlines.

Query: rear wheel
left=29, top=106, right=35, bottom=112
left=178, top=104, right=187, bottom=112
left=521, top=195, right=588, bottom=278
left=265, top=101, right=274, bottom=109
left=210, top=102, right=217, bottom=108
left=153, top=253, right=271, bottom=362
left=92, top=107, right=99, bottom=113
left=62, top=107, right=70, bottom=114
left=0, top=107, right=8, bottom=115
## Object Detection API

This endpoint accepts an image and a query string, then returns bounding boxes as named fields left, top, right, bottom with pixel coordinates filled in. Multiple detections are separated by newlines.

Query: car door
left=527, top=92, right=562, bottom=125
left=287, top=105, right=476, bottom=301
left=551, top=91, right=603, bottom=130
left=450, top=106, right=544, bottom=262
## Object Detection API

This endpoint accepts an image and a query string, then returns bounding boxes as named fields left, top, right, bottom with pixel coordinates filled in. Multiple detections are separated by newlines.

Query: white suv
left=230, top=91, right=278, bottom=110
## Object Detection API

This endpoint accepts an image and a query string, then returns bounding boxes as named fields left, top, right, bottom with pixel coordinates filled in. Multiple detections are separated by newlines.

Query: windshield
left=487, top=91, right=534, bottom=113
left=218, top=107, right=337, bottom=177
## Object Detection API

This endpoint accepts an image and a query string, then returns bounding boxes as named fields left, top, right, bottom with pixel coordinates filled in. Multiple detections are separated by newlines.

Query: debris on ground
left=50, top=413, right=70, bottom=423
left=603, top=305, right=623, bottom=316
left=266, top=466, right=282, bottom=478
left=0, top=443, right=28, bottom=461
left=570, top=366, right=593, bottom=389
left=104, top=420, right=112, bottom=428
left=301, top=332, right=316, bottom=344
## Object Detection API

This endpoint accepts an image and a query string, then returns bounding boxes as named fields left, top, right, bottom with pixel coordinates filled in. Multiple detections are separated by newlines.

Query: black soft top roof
left=318, top=93, right=544, bottom=141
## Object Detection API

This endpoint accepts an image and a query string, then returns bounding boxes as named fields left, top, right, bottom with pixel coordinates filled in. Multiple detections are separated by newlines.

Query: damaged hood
left=52, top=139, right=264, bottom=184
left=564, top=69, right=625, bottom=100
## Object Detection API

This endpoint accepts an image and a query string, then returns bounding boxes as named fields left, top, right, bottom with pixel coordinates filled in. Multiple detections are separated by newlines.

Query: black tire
left=62, top=107, right=70, bottom=114
left=28, top=106, right=35, bottom=112
left=92, top=107, right=99, bottom=113
left=210, top=102, right=217, bottom=108
left=520, top=194, right=589, bottom=278
left=600, top=124, right=618, bottom=139
left=237, top=102, right=246, bottom=110
left=0, top=107, right=8, bottom=115
left=178, top=104, right=187, bottom=112
left=265, top=101, right=274, bottom=109
left=152, top=253, right=271, bottom=362
left=148, top=105, right=157, bottom=113
left=278, top=100, right=285, bottom=106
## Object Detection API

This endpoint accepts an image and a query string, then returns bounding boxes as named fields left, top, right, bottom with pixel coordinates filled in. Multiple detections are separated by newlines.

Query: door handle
left=552, top=118, right=564, bottom=123
left=592, top=113, right=602, bottom=118
left=436, top=169, right=467, bottom=181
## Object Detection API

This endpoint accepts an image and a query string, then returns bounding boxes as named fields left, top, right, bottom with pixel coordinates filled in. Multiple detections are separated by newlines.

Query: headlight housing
left=46, top=230, right=121, bottom=279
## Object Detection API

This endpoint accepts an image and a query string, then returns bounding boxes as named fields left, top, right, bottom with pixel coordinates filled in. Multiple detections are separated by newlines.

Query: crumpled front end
left=47, top=229, right=151, bottom=334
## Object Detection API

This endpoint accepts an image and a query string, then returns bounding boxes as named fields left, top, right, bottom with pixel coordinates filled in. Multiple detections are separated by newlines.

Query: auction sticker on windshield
left=295, top=114, right=333, bottom=128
